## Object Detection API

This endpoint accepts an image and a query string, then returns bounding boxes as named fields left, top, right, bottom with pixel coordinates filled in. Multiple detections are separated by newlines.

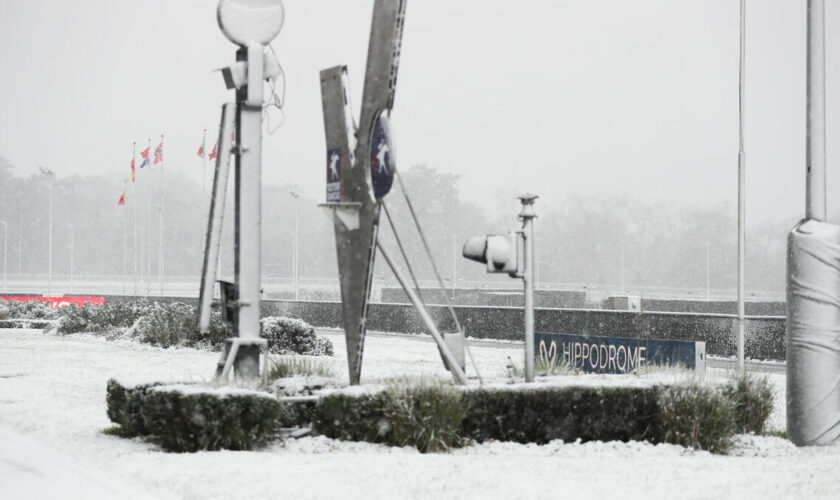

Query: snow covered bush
left=2, top=300, right=58, bottom=320
left=106, top=379, right=285, bottom=452
left=462, top=385, right=661, bottom=445
left=133, top=302, right=229, bottom=349
left=382, top=379, right=466, bottom=453
left=106, top=379, right=166, bottom=437
left=658, top=383, right=736, bottom=454
left=260, top=316, right=333, bottom=356
left=722, top=372, right=774, bottom=435
left=312, top=392, right=391, bottom=444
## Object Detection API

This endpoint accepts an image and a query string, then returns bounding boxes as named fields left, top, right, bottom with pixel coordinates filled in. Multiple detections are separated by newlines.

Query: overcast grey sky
left=1, top=0, right=838, bottom=223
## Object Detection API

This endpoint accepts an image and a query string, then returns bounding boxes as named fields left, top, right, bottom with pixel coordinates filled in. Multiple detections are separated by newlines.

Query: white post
left=620, top=241, right=625, bottom=295
left=133, top=143, right=137, bottom=296
left=519, top=194, right=538, bottom=382
left=159, top=134, right=164, bottom=296
left=146, top=138, right=151, bottom=297
left=806, top=0, right=826, bottom=221
left=123, top=179, right=127, bottom=294
left=737, top=0, right=747, bottom=371
left=451, top=234, right=457, bottom=300
left=706, top=242, right=711, bottom=300
left=69, top=223, right=74, bottom=294
left=0, top=221, right=7, bottom=293
left=289, top=190, right=300, bottom=300
left=39, top=167, right=54, bottom=296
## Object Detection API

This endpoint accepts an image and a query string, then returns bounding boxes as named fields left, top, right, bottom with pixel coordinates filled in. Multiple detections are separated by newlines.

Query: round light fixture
left=217, top=0, right=284, bottom=46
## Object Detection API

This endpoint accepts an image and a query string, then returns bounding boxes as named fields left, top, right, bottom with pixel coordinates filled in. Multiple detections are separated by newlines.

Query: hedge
left=107, top=374, right=773, bottom=454
left=106, top=379, right=285, bottom=452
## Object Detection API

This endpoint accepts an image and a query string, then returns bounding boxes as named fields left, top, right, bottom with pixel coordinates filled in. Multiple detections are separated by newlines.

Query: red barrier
left=0, top=296, right=105, bottom=308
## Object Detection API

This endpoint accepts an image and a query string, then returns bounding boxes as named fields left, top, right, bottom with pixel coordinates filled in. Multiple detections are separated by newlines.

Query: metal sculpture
left=320, top=0, right=467, bottom=385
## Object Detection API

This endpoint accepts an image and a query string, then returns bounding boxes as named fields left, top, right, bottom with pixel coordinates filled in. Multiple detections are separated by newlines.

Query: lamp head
left=217, top=0, right=284, bottom=46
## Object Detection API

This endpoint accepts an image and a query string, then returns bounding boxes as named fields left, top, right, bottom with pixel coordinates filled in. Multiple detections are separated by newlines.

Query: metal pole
left=234, top=44, right=265, bottom=377
left=290, top=191, right=299, bottom=300
left=69, top=223, right=73, bottom=294
left=159, top=134, right=164, bottom=296
left=706, top=242, right=711, bottom=300
left=376, top=239, right=468, bottom=385
left=133, top=142, right=137, bottom=296
left=146, top=138, right=151, bottom=297
left=519, top=194, right=538, bottom=382
left=123, top=179, right=127, bottom=294
left=736, top=0, right=746, bottom=371
left=806, top=0, right=826, bottom=221
left=620, top=241, right=625, bottom=295
left=452, top=234, right=457, bottom=300
left=48, top=170, right=53, bottom=296
left=0, top=221, right=7, bottom=293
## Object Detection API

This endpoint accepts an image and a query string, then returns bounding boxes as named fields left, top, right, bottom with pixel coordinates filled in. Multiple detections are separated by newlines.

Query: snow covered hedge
left=56, top=300, right=333, bottom=355
left=106, top=379, right=285, bottom=452
left=311, top=376, right=774, bottom=454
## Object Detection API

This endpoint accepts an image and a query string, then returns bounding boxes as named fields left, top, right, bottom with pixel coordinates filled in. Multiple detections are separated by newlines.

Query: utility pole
left=69, top=224, right=74, bottom=294
left=39, top=166, right=54, bottom=296
left=736, top=0, right=746, bottom=371
left=290, top=191, right=300, bottom=300
left=520, top=195, right=538, bottom=382
left=0, top=221, right=7, bottom=293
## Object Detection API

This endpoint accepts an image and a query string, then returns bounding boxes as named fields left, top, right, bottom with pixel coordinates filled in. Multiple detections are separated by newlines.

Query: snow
left=1, top=327, right=839, bottom=499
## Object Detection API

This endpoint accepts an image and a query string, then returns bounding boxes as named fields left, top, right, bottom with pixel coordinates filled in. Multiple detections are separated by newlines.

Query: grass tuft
left=381, top=378, right=466, bottom=453
left=658, top=382, right=736, bottom=453
left=268, top=356, right=336, bottom=381
left=722, top=371, right=775, bottom=435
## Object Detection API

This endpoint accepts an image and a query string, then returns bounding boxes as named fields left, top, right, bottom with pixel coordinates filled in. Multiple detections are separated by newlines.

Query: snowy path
left=1, top=328, right=839, bottom=499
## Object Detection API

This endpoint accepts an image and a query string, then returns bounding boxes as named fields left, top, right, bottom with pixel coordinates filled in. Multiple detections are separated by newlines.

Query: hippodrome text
left=535, top=332, right=705, bottom=374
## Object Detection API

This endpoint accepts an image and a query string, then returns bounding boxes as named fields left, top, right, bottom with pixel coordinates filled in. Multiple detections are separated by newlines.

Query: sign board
left=369, top=114, right=394, bottom=199
left=326, top=148, right=342, bottom=202
left=0, top=296, right=105, bottom=308
left=535, top=332, right=705, bottom=374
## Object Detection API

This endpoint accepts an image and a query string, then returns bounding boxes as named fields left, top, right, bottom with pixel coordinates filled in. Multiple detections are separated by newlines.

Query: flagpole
left=123, top=179, right=127, bottom=295
left=202, top=129, right=207, bottom=262
left=132, top=142, right=137, bottom=296
left=159, top=134, right=164, bottom=296
left=147, top=138, right=151, bottom=297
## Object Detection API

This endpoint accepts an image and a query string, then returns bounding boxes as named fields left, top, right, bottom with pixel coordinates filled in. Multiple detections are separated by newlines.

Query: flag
left=208, top=143, right=217, bottom=161
left=117, top=190, right=126, bottom=205
left=197, top=137, right=205, bottom=158
left=140, top=147, right=150, bottom=168
left=130, top=156, right=135, bottom=182
left=154, top=142, right=163, bottom=165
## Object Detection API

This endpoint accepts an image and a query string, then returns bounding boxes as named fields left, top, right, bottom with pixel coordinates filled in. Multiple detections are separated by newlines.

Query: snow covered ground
left=1, top=327, right=839, bottom=499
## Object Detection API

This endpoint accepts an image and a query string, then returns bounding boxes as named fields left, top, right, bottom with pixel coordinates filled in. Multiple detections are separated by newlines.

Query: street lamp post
left=0, top=221, right=7, bottom=293
left=70, top=224, right=74, bottom=294
left=289, top=191, right=300, bottom=300
left=39, top=167, right=54, bottom=296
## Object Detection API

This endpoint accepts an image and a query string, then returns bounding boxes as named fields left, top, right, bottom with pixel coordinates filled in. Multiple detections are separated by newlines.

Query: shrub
left=0, top=303, right=8, bottom=320
left=722, top=372, right=774, bottom=434
left=462, top=385, right=661, bottom=445
left=133, top=302, right=230, bottom=349
left=382, top=379, right=465, bottom=453
left=59, top=299, right=158, bottom=334
left=106, top=379, right=284, bottom=452
left=658, top=383, right=736, bottom=454
left=312, top=392, right=392, bottom=444
left=106, top=379, right=166, bottom=437
left=268, top=356, right=336, bottom=380
left=261, top=316, right=333, bottom=356
left=2, top=300, right=58, bottom=320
